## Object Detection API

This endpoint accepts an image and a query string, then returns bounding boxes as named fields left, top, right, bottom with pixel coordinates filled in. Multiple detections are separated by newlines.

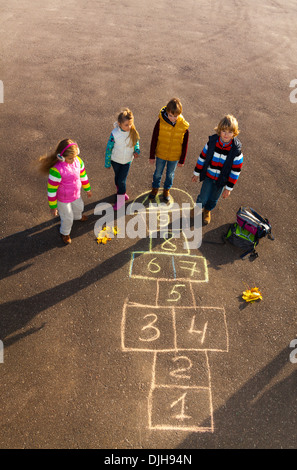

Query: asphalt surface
left=0, top=0, right=296, bottom=449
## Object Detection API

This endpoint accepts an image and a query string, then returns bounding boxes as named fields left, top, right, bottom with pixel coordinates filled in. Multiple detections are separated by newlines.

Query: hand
left=149, top=159, right=155, bottom=165
left=222, top=189, right=231, bottom=199
left=87, top=191, right=92, bottom=198
left=191, top=175, right=198, bottom=183
left=177, top=163, right=184, bottom=167
left=134, top=152, right=140, bottom=158
left=50, top=208, right=58, bottom=217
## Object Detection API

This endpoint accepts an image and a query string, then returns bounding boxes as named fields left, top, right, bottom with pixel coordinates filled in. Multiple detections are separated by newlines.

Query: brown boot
left=149, top=187, right=159, bottom=199
left=61, top=234, right=72, bottom=244
left=163, top=189, right=170, bottom=202
left=202, top=208, right=211, bottom=225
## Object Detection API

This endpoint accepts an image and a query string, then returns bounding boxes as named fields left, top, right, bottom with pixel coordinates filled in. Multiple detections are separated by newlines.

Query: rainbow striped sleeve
left=47, top=166, right=61, bottom=209
left=78, top=157, right=91, bottom=192
left=193, top=143, right=208, bottom=175
left=226, top=152, right=243, bottom=191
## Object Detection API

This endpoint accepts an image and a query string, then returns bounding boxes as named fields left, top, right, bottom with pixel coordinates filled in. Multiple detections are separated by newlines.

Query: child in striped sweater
left=192, top=115, right=243, bottom=225
left=39, top=139, right=92, bottom=244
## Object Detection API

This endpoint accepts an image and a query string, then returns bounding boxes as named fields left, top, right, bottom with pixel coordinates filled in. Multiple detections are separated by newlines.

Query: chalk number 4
left=189, top=316, right=208, bottom=344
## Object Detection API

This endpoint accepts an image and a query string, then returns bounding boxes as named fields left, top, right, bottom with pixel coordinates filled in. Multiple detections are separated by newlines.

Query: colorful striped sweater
left=194, top=137, right=243, bottom=190
left=47, top=156, right=91, bottom=209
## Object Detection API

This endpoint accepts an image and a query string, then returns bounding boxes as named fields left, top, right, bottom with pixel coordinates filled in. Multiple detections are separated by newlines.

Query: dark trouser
left=111, top=160, right=131, bottom=195
left=196, top=177, right=224, bottom=211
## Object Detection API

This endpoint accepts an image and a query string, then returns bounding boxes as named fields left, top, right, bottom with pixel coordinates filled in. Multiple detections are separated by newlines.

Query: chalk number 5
left=167, top=284, right=185, bottom=302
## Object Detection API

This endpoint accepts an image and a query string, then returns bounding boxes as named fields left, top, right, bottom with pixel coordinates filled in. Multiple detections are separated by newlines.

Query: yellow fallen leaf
left=96, top=225, right=118, bottom=245
left=242, top=287, right=262, bottom=303
left=101, top=236, right=112, bottom=244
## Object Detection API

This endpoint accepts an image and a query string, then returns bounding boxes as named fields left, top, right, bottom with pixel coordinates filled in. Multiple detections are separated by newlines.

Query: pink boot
left=113, top=194, right=126, bottom=211
left=116, top=186, right=129, bottom=201
left=116, top=186, right=130, bottom=201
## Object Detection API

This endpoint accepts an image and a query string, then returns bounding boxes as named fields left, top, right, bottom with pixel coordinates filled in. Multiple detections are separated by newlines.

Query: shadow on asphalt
left=2, top=199, right=295, bottom=449
left=0, top=203, right=253, bottom=348
left=175, top=346, right=297, bottom=449
left=0, top=197, right=114, bottom=281
left=0, top=196, right=165, bottom=346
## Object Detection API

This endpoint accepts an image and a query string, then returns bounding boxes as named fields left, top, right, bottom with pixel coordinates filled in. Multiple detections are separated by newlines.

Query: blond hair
left=215, top=114, right=240, bottom=137
left=38, top=139, right=77, bottom=174
left=117, top=108, right=139, bottom=147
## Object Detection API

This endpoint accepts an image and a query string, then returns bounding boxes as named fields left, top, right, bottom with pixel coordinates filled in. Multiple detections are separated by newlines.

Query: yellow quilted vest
left=156, top=108, right=189, bottom=161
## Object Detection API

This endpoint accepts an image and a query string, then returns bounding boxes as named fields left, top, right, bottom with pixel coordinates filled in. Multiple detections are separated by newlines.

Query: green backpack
left=223, top=206, right=274, bottom=260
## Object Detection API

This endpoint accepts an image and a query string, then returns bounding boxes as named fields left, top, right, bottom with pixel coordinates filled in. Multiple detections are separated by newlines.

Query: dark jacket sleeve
left=178, top=129, right=189, bottom=165
left=149, top=120, right=160, bottom=160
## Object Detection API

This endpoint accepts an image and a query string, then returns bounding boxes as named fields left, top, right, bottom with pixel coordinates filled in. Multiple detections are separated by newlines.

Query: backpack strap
left=250, top=207, right=272, bottom=233
left=240, top=247, right=258, bottom=260
left=249, top=207, right=266, bottom=222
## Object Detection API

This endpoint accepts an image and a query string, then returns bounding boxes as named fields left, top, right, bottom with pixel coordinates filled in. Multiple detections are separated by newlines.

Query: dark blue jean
left=152, top=157, right=178, bottom=190
left=111, top=160, right=131, bottom=194
left=196, top=177, right=224, bottom=211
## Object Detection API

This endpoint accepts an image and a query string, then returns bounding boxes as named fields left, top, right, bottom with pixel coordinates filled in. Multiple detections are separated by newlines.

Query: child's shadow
left=0, top=196, right=115, bottom=281
left=196, top=223, right=247, bottom=270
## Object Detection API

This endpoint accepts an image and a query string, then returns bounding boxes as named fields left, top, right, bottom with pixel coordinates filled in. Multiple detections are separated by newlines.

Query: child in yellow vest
left=149, top=98, right=189, bottom=202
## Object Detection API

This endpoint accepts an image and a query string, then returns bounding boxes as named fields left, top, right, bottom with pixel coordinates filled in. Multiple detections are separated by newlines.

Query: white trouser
left=57, top=197, right=84, bottom=235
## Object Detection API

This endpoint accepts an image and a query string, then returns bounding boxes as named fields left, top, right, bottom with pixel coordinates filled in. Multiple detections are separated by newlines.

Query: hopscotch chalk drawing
left=121, top=189, right=229, bottom=432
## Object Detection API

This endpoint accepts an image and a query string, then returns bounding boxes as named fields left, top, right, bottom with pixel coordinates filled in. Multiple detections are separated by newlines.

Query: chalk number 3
left=139, top=314, right=160, bottom=342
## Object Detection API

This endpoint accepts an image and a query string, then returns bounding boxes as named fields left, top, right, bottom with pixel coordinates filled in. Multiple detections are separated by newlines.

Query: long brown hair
left=38, top=139, right=77, bottom=174
left=117, top=108, right=139, bottom=147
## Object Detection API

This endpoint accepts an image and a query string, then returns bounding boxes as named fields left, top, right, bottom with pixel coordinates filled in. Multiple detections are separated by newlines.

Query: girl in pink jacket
left=39, top=139, right=92, bottom=244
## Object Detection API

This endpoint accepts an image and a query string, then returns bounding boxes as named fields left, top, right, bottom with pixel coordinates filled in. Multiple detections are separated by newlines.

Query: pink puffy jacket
left=54, top=158, right=81, bottom=203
